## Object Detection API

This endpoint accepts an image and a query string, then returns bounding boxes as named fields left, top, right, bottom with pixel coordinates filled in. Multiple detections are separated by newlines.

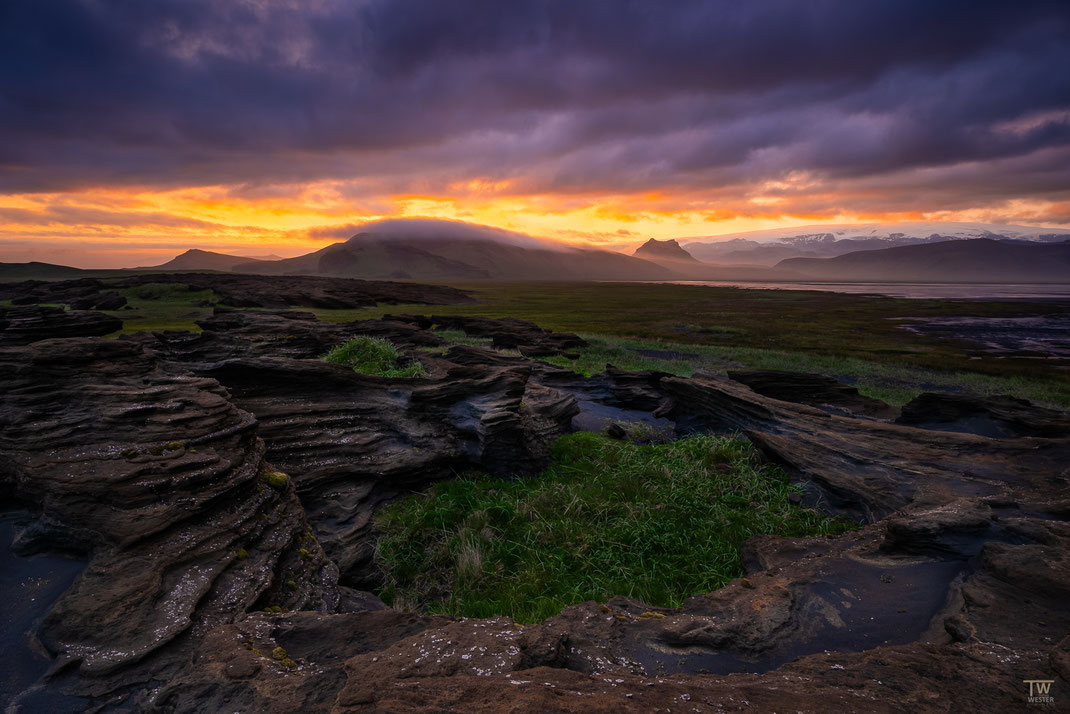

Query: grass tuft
left=261, top=470, right=289, bottom=491
left=375, top=432, right=857, bottom=623
left=323, top=336, right=426, bottom=378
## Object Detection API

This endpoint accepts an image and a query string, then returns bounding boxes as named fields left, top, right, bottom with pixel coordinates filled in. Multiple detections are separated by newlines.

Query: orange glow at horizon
left=1, top=182, right=1068, bottom=268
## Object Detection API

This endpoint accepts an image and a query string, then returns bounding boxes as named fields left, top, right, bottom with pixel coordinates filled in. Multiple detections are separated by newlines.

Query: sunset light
left=2, top=4, right=1069, bottom=711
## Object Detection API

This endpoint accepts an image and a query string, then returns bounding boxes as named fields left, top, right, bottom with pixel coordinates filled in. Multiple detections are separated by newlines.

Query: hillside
left=779, top=238, right=1070, bottom=282
left=0, top=261, right=86, bottom=281
left=234, top=229, right=679, bottom=281
left=147, top=249, right=271, bottom=272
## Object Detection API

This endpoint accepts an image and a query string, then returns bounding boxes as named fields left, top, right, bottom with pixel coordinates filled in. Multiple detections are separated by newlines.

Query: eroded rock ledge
left=1, top=304, right=1068, bottom=713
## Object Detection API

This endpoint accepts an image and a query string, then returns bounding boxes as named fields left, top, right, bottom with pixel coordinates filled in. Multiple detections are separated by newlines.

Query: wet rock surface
left=389, top=313, right=588, bottom=357
left=1, top=294, right=1068, bottom=712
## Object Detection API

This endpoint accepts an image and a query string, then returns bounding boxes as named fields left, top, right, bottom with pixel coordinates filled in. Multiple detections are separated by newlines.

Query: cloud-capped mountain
left=231, top=219, right=678, bottom=281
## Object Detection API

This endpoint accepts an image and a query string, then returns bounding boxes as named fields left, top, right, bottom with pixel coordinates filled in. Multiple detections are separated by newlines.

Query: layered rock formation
left=727, top=368, right=899, bottom=419
left=0, top=305, right=123, bottom=344
left=896, top=391, right=1070, bottom=439
left=0, top=272, right=473, bottom=311
left=1, top=293, right=1068, bottom=712
left=0, top=338, right=338, bottom=710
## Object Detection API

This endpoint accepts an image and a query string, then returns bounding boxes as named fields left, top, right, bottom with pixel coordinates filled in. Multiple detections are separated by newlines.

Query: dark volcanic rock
left=660, top=374, right=1070, bottom=521
left=0, top=271, right=473, bottom=312
left=198, top=356, right=577, bottom=587
left=69, top=291, right=128, bottom=310
left=169, top=311, right=580, bottom=587
left=3, top=307, right=1070, bottom=713
left=728, top=368, right=898, bottom=419
left=0, top=338, right=339, bottom=706
left=392, top=313, right=588, bottom=356
left=896, top=392, right=1070, bottom=438
left=0, top=305, right=122, bottom=344
left=150, top=372, right=1070, bottom=713
left=115, top=310, right=581, bottom=587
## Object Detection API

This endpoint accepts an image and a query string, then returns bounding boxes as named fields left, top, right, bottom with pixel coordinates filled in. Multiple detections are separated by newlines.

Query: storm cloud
left=1, top=0, right=1069, bottom=220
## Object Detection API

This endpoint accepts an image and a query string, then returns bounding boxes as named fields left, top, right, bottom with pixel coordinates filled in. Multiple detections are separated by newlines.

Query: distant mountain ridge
left=683, top=222, right=1070, bottom=266
left=0, top=261, right=85, bottom=280
left=779, top=238, right=1070, bottom=283
left=62, top=218, right=1070, bottom=284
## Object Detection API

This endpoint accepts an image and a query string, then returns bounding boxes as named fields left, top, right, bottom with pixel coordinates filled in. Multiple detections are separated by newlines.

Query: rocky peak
left=633, top=238, right=698, bottom=262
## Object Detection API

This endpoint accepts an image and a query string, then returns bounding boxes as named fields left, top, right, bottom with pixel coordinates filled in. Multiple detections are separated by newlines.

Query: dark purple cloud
left=1, top=0, right=1068, bottom=216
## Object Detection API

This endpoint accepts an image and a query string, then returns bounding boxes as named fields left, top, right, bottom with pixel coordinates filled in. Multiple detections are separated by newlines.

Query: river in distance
left=658, top=281, right=1070, bottom=300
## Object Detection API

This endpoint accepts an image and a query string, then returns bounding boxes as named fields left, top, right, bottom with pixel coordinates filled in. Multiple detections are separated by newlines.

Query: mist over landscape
left=2, top=2, right=1070, bottom=713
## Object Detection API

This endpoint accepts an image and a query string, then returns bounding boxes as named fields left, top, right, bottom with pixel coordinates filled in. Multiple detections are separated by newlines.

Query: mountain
left=246, top=236, right=681, bottom=281
left=146, top=249, right=272, bottom=272
left=233, top=222, right=679, bottom=281
left=624, top=237, right=802, bottom=280
left=633, top=238, right=698, bottom=264
left=778, top=238, right=1070, bottom=282
left=685, top=232, right=957, bottom=265
left=683, top=222, right=1070, bottom=266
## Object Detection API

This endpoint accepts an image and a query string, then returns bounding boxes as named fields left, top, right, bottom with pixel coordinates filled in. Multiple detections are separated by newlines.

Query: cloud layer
left=1, top=0, right=1069, bottom=265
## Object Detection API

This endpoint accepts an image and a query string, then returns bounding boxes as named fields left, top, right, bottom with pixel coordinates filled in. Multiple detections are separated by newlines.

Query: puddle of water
left=0, top=513, right=87, bottom=710
left=628, top=557, right=965, bottom=676
left=571, top=399, right=675, bottom=435
left=657, top=281, right=1070, bottom=301
left=901, top=315, right=1070, bottom=358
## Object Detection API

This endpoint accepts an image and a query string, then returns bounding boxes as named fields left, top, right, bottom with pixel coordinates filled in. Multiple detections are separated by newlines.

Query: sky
left=2, top=0, right=1070, bottom=267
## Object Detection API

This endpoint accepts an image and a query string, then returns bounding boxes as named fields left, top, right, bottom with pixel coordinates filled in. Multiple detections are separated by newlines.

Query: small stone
left=224, top=657, right=261, bottom=679
left=944, top=615, right=975, bottom=643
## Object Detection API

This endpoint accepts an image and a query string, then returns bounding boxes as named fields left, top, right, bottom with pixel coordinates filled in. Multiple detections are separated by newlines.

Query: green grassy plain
left=99, top=282, right=216, bottom=335
left=306, top=282, right=1070, bottom=407
left=71, top=279, right=1068, bottom=407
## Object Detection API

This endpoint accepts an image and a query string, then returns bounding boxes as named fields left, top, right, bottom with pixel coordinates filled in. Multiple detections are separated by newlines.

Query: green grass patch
left=101, top=282, right=217, bottom=335
left=375, top=432, right=857, bottom=623
left=532, top=334, right=1070, bottom=407
left=431, top=328, right=495, bottom=348
left=124, top=282, right=206, bottom=301
left=323, top=336, right=426, bottom=378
